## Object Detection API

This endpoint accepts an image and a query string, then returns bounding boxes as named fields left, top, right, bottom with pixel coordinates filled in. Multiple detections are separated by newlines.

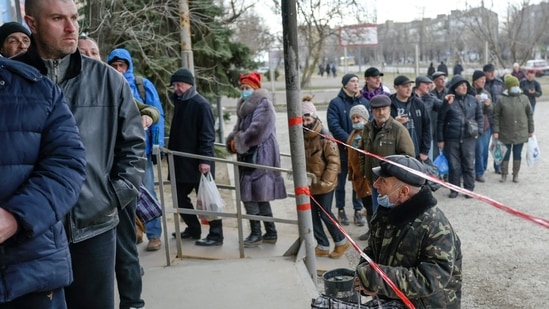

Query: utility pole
left=179, top=0, right=194, bottom=73
left=281, top=0, right=317, bottom=285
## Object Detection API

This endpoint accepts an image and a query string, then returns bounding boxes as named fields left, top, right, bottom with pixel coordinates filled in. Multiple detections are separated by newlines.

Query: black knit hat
left=0, top=22, right=30, bottom=45
left=341, top=73, right=359, bottom=86
left=472, top=70, right=485, bottom=82
left=171, top=68, right=194, bottom=85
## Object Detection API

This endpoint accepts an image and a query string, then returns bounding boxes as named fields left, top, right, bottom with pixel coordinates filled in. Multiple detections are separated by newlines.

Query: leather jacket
left=14, top=46, right=146, bottom=243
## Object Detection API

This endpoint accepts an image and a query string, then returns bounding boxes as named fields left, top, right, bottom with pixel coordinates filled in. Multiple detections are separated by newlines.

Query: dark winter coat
left=519, top=78, right=542, bottom=106
left=0, top=58, right=86, bottom=302
left=168, top=87, right=216, bottom=184
left=327, top=88, right=369, bottom=162
left=303, top=120, right=340, bottom=195
left=356, top=188, right=462, bottom=309
left=484, top=77, right=504, bottom=103
left=14, top=43, right=146, bottom=243
left=493, top=90, right=534, bottom=145
left=437, top=76, right=484, bottom=142
left=390, top=94, right=432, bottom=157
left=226, top=89, right=287, bottom=202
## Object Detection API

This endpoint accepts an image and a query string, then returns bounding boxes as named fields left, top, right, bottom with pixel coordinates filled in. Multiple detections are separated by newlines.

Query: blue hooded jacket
left=107, top=48, right=165, bottom=154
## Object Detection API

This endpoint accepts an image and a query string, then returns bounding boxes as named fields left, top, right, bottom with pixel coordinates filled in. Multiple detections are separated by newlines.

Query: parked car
left=522, top=59, right=549, bottom=77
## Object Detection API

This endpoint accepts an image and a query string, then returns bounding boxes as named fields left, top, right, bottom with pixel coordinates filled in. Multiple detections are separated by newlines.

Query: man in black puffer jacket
left=437, top=75, right=483, bottom=198
left=0, top=57, right=86, bottom=307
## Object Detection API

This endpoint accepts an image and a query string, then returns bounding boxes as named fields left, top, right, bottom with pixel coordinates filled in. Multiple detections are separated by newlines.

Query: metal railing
left=153, top=145, right=312, bottom=266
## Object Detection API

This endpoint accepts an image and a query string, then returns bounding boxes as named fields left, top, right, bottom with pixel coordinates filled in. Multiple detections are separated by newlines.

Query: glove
left=228, top=139, right=237, bottom=153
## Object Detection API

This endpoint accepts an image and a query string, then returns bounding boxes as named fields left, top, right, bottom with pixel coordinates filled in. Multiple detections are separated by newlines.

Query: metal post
left=179, top=0, right=194, bottom=72
left=281, top=0, right=317, bottom=285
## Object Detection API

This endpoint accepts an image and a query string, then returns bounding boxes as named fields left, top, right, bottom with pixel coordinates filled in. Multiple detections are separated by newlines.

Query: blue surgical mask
left=352, top=122, right=365, bottom=130
left=510, top=86, right=521, bottom=94
left=376, top=185, right=402, bottom=208
left=241, top=89, right=254, bottom=100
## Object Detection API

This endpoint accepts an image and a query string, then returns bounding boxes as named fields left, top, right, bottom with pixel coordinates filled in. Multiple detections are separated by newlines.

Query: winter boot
left=262, top=221, right=278, bottom=244
left=244, top=221, right=262, bottom=247
left=338, top=209, right=350, bottom=226
left=512, top=160, right=521, bottom=183
left=500, top=160, right=509, bottom=183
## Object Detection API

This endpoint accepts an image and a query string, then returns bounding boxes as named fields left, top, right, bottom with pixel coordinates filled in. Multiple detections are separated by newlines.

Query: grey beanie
left=349, top=105, right=369, bottom=121
left=170, top=68, right=195, bottom=85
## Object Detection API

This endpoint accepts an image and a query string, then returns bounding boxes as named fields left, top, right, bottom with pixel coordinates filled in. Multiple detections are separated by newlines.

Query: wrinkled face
left=395, top=83, right=413, bottom=98
left=351, top=114, right=366, bottom=124
left=173, top=81, right=192, bottom=96
left=1, top=32, right=30, bottom=57
left=474, top=76, right=486, bottom=89
left=373, top=176, right=402, bottom=203
left=416, top=82, right=431, bottom=95
left=110, top=60, right=128, bottom=74
left=371, top=106, right=390, bottom=125
left=25, top=0, right=79, bottom=59
left=344, top=77, right=360, bottom=94
left=365, top=75, right=381, bottom=90
left=455, top=82, right=468, bottom=95
left=433, top=75, right=446, bottom=88
left=484, top=70, right=495, bottom=81
left=78, top=39, right=100, bottom=60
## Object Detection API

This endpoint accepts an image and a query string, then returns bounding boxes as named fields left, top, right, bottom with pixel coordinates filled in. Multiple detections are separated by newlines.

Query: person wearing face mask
left=346, top=105, right=374, bottom=231
left=226, top=72, right=287, bottom=247
left=354, top=155, right=462, bottom=309
left=493, top=75, right=534, bottom=183
left=301, top=97, right=350, bottom=258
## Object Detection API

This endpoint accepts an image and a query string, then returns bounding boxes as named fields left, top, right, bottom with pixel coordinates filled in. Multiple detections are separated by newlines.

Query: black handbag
left=237, top=146, right=258, bottom=171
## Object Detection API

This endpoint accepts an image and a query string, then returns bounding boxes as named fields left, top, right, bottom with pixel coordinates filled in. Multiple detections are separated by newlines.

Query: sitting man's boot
left=243, top=220, right=262, bottom=247
left=512, top=160, right=521, bottom=183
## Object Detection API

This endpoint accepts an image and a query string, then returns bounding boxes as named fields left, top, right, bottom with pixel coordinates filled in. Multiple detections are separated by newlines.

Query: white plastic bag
left=526, top=135, right=541, bottom=167
left=196, top=172, right=225, bottom=221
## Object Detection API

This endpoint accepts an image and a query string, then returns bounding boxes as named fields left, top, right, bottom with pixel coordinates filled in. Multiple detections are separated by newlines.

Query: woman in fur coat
left=226, top=72, right=287, bottom=247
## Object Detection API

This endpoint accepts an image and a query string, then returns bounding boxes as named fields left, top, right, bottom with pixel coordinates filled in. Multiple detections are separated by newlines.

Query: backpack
left=135, top=76, right=146, bottom=103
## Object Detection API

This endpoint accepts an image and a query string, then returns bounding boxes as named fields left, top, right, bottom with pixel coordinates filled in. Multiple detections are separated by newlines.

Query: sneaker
left=315, top=247, right=330, bottom=257
left=475, top=176, right=485, bottom=183
left=338, top=209, right=350, bottom=226
left=329, top=242, right=350, bottom=259
left=354, top=211, right=366, bottom=226
left=146, top=237, right=162, bottom=251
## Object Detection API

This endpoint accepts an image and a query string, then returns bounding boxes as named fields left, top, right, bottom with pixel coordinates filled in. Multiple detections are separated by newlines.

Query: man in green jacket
left=355, top=155, right=462, bottom=309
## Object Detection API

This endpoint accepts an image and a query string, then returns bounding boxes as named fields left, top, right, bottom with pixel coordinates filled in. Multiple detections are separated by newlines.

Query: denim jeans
left=143, top=154, right=162, bottom=238
left=335, top=162, right=363, bottom=211
left=475, top=128, right=491, bottom=177
left=311, top=191, right=345, bottom=249
left=0, top=288, right=66, bottom=309
left=115, top=201, right=145, bottom=309
left=503, top=143, right=524, bottom=161
left=65, top=228, right=116, bottom=309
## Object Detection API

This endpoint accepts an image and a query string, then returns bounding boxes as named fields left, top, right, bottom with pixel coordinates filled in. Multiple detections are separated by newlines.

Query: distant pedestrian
left=511, top=62, right=525, bottom=80
left=326, top=63, right=331, bottom=78
left=331, top=63, right=337, bottom=77
left=427, top=62, right=435, bottom=78
left=520, top=69, right=542, bottom=113
left=318, top=63, right=325, bottom=77
left=453, top=61, right=463, bottom=76
left=437, top=61, right=448, bottom=75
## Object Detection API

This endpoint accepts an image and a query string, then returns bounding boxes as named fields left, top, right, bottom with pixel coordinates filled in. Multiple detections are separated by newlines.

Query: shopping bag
left=526, top=135, right=541, bottom=167
left=433, top=150, right=449, bottom=176
left=136, top=185, right=162, bottom=223
left=197, top=172, right=225, bottom=221
left=489, top=140, right=508, bottom=165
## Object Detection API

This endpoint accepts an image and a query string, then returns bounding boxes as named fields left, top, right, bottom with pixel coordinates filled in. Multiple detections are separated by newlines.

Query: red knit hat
left=240, top=72, right=262, bottom=89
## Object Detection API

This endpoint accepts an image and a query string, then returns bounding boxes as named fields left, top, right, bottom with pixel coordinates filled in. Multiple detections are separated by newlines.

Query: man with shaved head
left=15, top=0, right=146, bottom=308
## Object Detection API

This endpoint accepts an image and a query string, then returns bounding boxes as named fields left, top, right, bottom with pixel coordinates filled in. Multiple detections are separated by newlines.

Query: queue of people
left=0, top=7, right=537, bottom=307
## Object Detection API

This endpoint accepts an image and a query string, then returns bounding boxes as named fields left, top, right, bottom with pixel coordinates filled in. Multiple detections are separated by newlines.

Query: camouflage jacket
left=356, top=188, right=462, bottom=309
